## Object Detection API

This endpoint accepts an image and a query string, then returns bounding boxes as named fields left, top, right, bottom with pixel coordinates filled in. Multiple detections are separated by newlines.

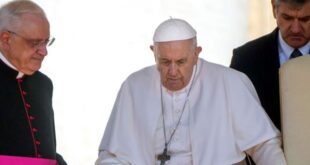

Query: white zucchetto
left=153, top=18, right=197, bottom=42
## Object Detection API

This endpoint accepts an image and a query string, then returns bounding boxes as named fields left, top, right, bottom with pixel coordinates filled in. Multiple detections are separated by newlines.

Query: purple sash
left=0, top=155, right=57, bottom=165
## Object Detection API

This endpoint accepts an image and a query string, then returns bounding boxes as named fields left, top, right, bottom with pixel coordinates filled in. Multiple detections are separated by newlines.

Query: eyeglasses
left=7, top=30, right=55, bottom=49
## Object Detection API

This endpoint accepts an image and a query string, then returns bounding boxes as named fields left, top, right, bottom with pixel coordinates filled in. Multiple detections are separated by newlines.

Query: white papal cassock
left=97, top=58, right=285, bottom=165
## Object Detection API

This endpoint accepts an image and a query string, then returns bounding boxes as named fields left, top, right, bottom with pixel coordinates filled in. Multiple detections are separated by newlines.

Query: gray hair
left=0, top=0, right=47, bottom=31
left=190, top=37, right=198, bottom=51
left=274, top=0, right=310, bottom=6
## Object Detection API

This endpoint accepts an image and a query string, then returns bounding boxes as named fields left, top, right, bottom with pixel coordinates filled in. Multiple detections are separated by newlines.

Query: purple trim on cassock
left=0, top=155, right=57, bottom=165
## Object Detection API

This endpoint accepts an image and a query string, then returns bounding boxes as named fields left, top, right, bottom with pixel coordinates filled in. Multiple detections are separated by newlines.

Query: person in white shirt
left=95, top=18, right=287, bottom=165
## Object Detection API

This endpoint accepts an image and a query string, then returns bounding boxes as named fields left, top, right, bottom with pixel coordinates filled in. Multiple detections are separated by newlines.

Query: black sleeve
left=56, top=153, right=67, bottom=165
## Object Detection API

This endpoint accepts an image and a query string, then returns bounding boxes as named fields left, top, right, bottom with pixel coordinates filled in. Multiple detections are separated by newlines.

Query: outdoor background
left=0, top=0, right=275, bottom=164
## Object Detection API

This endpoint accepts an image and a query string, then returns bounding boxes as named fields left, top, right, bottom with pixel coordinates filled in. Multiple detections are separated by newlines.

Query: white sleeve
left=95, top=151, right=131, bottom=165
left=245, top=136, right=287, bottom=165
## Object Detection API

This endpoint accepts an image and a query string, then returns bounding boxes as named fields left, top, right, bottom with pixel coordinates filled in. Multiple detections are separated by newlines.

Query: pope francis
left=96, top=18, right=287, bottom=165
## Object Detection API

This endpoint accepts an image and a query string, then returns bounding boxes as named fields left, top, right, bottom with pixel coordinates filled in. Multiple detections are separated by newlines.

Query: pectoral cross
left=157, top=148, right=170, bottom=165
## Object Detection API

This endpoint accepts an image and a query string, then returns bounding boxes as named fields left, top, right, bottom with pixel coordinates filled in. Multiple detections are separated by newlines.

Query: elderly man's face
left=2, top=13, right=50, bottom=75
left=273, top=1, right=310, bottom=48
left=151, top=39, right=201, bottom=91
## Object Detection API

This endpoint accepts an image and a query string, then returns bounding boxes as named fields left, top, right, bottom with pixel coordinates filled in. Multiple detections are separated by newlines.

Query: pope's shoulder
left=200, top=58, right=249, bottom=80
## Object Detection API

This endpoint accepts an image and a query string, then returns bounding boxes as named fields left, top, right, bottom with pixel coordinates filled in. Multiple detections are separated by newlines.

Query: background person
left=231, top=0, right=310, bottom=130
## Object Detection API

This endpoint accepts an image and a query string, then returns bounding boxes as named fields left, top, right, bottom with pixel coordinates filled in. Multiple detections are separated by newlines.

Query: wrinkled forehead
left=153, top=39, right=196, bottom=60
left=276, top=0, right=310, bottom=16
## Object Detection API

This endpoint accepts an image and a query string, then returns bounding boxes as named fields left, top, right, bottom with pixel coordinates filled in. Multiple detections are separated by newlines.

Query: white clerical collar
left=164, top=59, right=199, bottom=95
left=278, top=32, right=310, bottom=58
left=0, top=51, right=24, bottom=78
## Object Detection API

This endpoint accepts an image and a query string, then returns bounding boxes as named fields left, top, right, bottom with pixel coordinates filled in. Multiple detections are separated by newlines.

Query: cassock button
left=29, top=116, right=35, bottom=120
left=35, top=140, right=41, bottom=145
left=32, top=128, right=38, bottom=132
left=25, top=103, right=31, bottom=110
left=22, top=91, right=27, bottom=95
